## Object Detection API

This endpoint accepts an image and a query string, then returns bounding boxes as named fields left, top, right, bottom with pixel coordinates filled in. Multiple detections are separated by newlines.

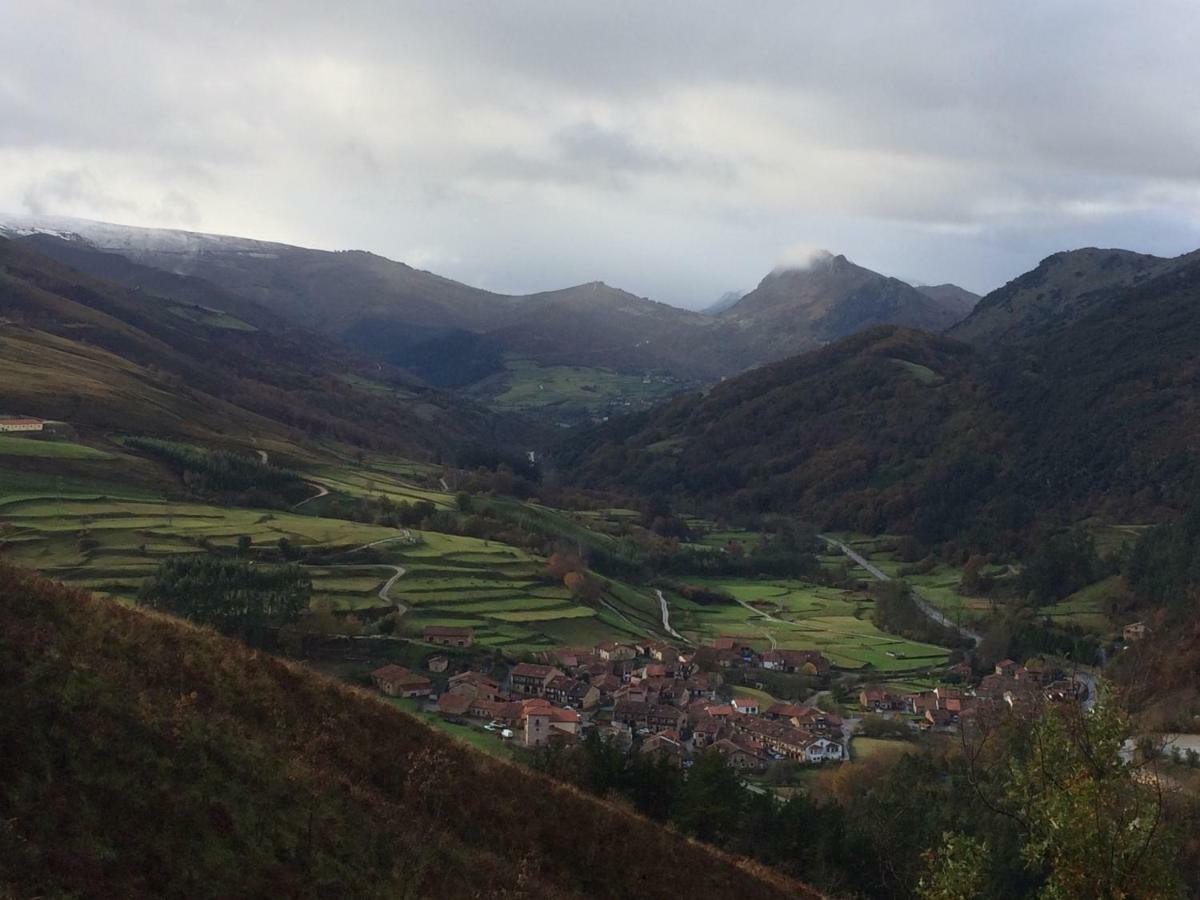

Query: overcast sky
left=3, top=1, right=1199, bottom=307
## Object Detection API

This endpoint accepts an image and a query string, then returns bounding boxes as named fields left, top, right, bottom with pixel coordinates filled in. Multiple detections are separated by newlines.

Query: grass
left=668, top=576, right=951, bottom=672
left=851, top=737, right=917, bottom=761
left=471, top=354, right=685, bottom=424
left=0, top=435, right=114, bottom=459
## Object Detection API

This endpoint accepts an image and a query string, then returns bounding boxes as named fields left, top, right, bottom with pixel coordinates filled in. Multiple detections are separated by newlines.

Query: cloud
left=774, top=243, right=832, bottom=272
left=1, top=1, right=1199, bottom=305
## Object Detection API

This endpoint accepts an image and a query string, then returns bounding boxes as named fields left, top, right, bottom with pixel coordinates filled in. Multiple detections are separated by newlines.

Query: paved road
left=819, top=535, right=982, bottom=647
left=655, top=589, right=686, bottom=641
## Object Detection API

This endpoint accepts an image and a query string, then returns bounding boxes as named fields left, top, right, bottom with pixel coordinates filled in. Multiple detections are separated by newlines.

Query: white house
left=0, top=418, right=44, bottom=433
left=731, top=696, right=760, bottom=716
left=803, top=737, right=844, bottom=762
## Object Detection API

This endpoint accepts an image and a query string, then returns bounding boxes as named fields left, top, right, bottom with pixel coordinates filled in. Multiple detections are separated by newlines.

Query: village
left=369, top=625, right=1096, bottom=778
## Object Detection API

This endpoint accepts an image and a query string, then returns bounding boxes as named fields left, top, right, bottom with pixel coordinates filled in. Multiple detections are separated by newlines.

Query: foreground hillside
left=0, top=564, right=814, bottom=899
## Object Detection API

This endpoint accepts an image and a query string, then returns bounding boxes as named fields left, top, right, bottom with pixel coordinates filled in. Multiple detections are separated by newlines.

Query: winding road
left=251, top=447, right=329, bottom=509
left=819, top=535, right=982, bottom=647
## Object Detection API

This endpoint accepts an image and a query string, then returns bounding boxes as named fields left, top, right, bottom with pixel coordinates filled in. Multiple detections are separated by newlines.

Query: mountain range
left=0, top=215, right=979, bottom=392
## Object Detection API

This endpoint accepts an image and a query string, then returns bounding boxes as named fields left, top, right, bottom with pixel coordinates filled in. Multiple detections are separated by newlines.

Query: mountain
left=703, top=289, right=746, bottom=315
left=1, top=216, right=973, bottom=388
left=0, top=564, right=814, bottom=899
left=914, top=283, right=981, bottom=309
left=0, top=215, right=743, bottom=383
left=717, top=252, right=975, bottom=364
left=949, top=246, right=1200, bottom=344
left=560, top=248, right=1200, bottom=546
left=0, top=235, right=524, bottom=458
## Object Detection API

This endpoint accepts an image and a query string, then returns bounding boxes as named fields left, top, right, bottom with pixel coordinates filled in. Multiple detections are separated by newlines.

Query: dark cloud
left=2, top=1, right=1199, bottom=305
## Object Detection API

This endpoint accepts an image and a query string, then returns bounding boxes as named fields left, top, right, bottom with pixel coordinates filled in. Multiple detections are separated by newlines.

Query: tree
left=139, top=554, right=310, bottom=644
left=961, top=696, right=1183, bottom=899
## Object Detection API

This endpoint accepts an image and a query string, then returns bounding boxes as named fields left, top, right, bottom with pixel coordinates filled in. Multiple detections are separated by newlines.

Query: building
left=595, top=641, right=636, bottom=662
left=436, top=692, right=472, bottom=717
left=426, top=655, right=449, bottom=673
left=371, top=664, right=433, bottom=698
left=0, top=417, right=44, bottom=433
left=510, top=662, right=563, bottom=697
left=760, top=649, right=831, bottom=674
left=448, top=671, right=501, bottom=702
left=423, top=625, right=475, bottom=647
left=1124, top=621, right=1149, bottom=642
left=544, top=675, right=600, bottom=710
left=731, top=696, right=760, bottom=716
left=712, top=737, right=769, bottom=771
left=802, top=737, right=844, bottom=763
left=859, top=687, right=893, bottom=712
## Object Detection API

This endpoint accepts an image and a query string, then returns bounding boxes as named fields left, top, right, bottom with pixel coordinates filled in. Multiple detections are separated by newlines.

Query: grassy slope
left=0, top=565, right=816, bottom=900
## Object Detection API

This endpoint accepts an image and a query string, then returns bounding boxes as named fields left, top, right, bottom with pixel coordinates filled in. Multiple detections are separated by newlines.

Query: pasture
left=668, top=576, right=951, bottom=673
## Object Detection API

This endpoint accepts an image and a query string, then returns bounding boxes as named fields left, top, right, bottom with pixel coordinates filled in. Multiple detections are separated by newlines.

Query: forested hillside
left=0, top=564, right=814, bottom=900
left=561, top=253, right=1200, bottom=550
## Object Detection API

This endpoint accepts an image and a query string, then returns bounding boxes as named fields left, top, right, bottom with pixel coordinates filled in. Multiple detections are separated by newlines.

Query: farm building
left=423, top=625, right=475, bottom=647
left=370, top=664, right=432, bottom=698
left=0, top=417, right=44, bottom=433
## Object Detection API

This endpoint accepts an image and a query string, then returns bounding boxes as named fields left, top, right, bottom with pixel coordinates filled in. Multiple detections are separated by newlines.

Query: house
left=1124, top=621, right=1149, bottom=642
left=802, top=737, right=844, bottom=763
left=613, top=700, right=649, bottom=728
left=761, top=649, right=831, bottom=675
left=691, top=716, right=725, bottom=748
left=994, top=659, right=1020, bottom=678
left=423, top=625, right=475, bottom=647
left=467, top=698, right=509, bottom=721
left=371, top=664, right=433, bottom=698
left=859, top=687, right=893, bottom=712
left=448, top=671, right=501, bottom=702
left=0, top=417, right=44, bottom=433
left=510, top=662, right=563, bottom=697
left=544, top=674, right=600, bottom=710
left=595, top=640, right=636, bottom=662
left=640, top=732, right=685, bottom=766
left=646, top=704, right=686, bottom=732
left=522, top=702, right=553, bottom=747
left=436, top=692, right=472, bottom=717
left=426, top=655, right=449, bottom=673
left=924, top=708, right=953, bottom=728
left=712, top=737, right=769, bottom=771
left=731, top=696, right=760, bottom=716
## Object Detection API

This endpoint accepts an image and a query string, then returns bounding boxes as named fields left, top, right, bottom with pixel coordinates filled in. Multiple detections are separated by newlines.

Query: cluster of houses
left=692, top=636, right=831, bottom=676
left=368, top=634, right=847, bottom=767
left=858, top=657, right=1087, bottom=730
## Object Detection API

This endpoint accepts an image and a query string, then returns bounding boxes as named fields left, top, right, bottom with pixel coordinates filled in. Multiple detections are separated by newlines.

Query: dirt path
left=293, top=481, right=330, bottom=509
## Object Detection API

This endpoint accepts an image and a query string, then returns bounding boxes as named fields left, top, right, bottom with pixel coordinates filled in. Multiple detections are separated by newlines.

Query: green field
left=850, top=737, right=917, bottom=761
left=472, top=355, right=686, bottom=424
left=0, top=435, right=114, bottom=460
left=667, top=576, right=951, bottom=672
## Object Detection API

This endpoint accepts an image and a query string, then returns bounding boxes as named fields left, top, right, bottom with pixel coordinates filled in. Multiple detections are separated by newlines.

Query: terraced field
left=0, top=488, right=657, bottom=650
left=390, top=532, right=653, bottom=652
left=667, top=576, right=951, bottom=673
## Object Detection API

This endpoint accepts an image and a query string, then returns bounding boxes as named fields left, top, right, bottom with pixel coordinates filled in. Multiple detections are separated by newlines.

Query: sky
left=2, top=1, right=1199, bottom=308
